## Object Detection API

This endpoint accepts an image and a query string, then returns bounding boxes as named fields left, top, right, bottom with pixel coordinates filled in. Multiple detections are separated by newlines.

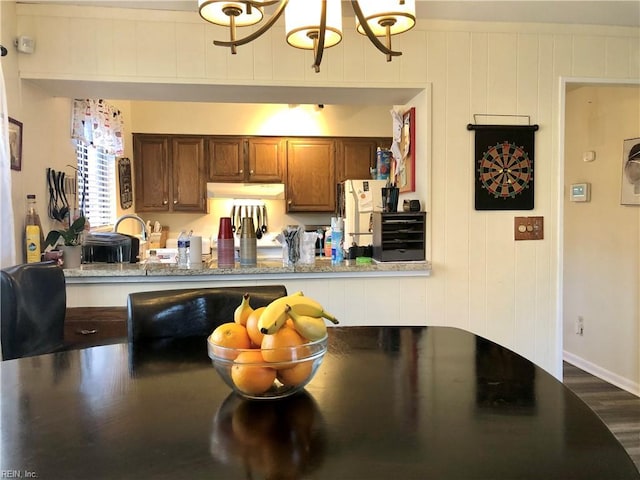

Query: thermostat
left=570, top=183, right=590, bottom=202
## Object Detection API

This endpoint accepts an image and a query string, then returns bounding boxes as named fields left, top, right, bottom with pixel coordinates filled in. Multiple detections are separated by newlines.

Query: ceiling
left=18, top=1, right=640, bottom=27
left=18, top=1, right=640, bottom=105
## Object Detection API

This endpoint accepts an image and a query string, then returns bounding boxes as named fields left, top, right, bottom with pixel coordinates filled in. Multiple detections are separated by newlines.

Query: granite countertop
left=62, top=257, right=431, bottom=278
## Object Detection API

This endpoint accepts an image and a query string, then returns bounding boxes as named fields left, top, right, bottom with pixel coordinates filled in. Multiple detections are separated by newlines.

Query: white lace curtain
left=71, top=99, right=124, bottom=155
left=0, top=60, right=16, bottom=269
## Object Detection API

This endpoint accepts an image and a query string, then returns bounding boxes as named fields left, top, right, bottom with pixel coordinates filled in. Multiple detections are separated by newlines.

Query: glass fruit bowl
left=207, top=333, right=328, bottom=400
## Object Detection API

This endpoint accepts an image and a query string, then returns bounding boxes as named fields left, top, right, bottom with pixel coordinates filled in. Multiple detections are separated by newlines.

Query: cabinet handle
left=77, top=329, right=98, bottom=335
left=163, top=200, right=168, bottom=205
left=250, top=170, right=254, bottom=175
left=239, top=169, right=244, bottom=174
left=173, top=199, right=178, bottom=204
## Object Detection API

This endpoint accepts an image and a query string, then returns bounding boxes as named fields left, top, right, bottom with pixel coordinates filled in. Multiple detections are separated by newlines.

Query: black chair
left=1, top=261, right=67, bottom=361
left=127, top=285, right=288, bottom=343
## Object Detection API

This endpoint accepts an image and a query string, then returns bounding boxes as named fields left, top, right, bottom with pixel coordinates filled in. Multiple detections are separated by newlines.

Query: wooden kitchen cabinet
left=336, top=137, right=392, bottom=182
left=133, top=134, right=207, bottom=213
left=286, top=138, right=335, bottom=212
left=207, top=136, right=284, bottom=183
left=134, top=134, right=169, bottom=212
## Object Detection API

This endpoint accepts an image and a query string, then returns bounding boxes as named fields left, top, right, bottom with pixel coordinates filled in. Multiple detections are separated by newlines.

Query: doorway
left=560, top=79, right=640, bottom=395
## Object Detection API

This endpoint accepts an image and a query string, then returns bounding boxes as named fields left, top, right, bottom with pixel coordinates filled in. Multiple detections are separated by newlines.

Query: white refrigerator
left=337, top=179, right=387, bottom=248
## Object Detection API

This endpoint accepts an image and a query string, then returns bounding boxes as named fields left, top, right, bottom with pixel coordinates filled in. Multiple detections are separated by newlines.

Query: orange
left=210, top=322, right=251, bottom=359
left=231, top=351, right=277, bottom=395
left=245, top=306, right=266, bottom=347
left=277, top=360, right=313, bottom=386
left=261, top=326, right=306, bottom=363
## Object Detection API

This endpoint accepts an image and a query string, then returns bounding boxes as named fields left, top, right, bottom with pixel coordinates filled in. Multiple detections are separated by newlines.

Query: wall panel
left=13, top=4, right=640, bottom=380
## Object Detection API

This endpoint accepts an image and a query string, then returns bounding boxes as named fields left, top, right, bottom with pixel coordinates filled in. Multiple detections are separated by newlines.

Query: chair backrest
left=127, top=285, right=288, bottom=343
left=1, top=261, right=67, bottom=361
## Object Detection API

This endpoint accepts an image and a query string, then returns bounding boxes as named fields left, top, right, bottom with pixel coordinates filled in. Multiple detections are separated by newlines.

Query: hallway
left=564, top=362, right=640, bottom=471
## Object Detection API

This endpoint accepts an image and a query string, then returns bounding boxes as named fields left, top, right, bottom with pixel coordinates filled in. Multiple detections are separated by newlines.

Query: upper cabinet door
left=207, top=137, right=245, bottom=182
left=336, top=137, right=393, bottom=182
left=286, top=139, right=335, bottom=212
left=172, top=137, right=207, bottom=212
left=134, top=135, right=170, bottom=212
left=247, top=137, right=284, bottom=182
left=336, top=138, right=379, bottom=182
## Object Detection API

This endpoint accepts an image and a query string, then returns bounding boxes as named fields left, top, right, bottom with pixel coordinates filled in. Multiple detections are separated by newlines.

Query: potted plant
left=45, top=216, right=86, bottom=269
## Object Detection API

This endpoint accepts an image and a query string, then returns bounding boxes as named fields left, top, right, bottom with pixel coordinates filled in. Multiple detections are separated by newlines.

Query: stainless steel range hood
left=206, top=182, right=285, bottom=200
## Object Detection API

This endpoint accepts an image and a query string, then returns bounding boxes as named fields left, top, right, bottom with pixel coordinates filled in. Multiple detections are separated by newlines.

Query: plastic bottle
left=324, top=226, right=332, bottom=257
left=25, top=194, right=44, bottom=263
left=177, top=230, right=189, bottom=267
left=145, top=249, right=162, bottom=265
left=331, top=217, right=344, bottom=265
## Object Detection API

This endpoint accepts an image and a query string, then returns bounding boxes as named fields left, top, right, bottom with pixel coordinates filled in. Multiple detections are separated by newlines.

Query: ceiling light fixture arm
left=351, top=0, right=402, bottom=62
left=311, top=0, right=328, bottom=73
left=213, top=0, right=289, bottom=52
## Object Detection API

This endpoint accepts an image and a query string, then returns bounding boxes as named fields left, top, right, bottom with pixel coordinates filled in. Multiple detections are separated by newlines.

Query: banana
left=285, top=304, right=327, bottom=341
left=257, top=291, right=304, bottom=334
left=287, top=297, right=339, bottom=324
left=258, top=292, right=339, bottom=335
left=233, top=293, right=254, bottom=326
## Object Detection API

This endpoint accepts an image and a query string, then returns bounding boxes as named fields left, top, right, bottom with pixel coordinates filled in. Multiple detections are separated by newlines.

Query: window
left=75, top=141, right=116, bottom=228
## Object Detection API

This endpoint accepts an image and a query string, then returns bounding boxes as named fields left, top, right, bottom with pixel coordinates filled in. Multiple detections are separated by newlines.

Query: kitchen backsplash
left=139, top=198, right=332, bottom=244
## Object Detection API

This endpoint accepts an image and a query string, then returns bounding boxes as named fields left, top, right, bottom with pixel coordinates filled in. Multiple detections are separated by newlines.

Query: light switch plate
left=514, top=216, right=544, bottom=241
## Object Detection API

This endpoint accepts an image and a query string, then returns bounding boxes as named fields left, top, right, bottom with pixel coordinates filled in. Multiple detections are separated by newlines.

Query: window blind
left=76, top=141, right=116, bottom=228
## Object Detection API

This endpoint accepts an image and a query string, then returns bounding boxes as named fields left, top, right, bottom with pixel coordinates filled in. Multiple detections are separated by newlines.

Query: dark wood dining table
left=1, top=326, right=638, bottom=479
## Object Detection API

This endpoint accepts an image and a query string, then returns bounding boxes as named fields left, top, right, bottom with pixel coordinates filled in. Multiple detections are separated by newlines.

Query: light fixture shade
left=285, top=0, right=343, bottom=50
left=199, top=1, right=264, bottom=27
left=355, top=0, right=416, bottom=37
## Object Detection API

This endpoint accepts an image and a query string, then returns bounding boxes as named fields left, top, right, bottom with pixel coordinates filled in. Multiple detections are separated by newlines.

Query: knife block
left=149, top=226, right=169, bottom=249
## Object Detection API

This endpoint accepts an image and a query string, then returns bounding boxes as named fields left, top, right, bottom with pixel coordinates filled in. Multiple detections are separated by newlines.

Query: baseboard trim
left=563, top=350, right=640, bottom=397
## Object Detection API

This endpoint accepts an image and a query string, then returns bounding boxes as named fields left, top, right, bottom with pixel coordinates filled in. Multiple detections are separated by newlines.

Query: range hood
left=206, top=182, right=285, bottom=200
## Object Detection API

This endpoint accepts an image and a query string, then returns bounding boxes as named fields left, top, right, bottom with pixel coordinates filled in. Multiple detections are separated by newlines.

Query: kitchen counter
left=63, top=258, right=432, bottom=326
left=63, top=257, right=431, bottom=281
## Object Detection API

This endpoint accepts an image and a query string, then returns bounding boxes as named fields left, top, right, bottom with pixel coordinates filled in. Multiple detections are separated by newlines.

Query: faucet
left=113, top=214, right=149, bottom=241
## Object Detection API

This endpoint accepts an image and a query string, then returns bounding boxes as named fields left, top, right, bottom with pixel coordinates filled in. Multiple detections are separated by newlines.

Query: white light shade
left=285, top=0, right=343, bottom=50
left=199, top=1, right=264, bottom=27
left=355, top=0, right=416, bottom=36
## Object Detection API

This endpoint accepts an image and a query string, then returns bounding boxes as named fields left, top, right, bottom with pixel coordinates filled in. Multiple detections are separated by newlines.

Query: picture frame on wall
left=8, top=117, right=23, bottom=171
left=620, top=137, right=640, bottom=205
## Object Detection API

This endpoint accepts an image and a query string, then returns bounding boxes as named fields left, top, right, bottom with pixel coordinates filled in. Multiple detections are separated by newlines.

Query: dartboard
left=477, top=141, right=532, bottom=199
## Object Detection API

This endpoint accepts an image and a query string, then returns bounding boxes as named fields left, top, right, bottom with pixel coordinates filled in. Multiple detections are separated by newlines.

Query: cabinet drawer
left=64, top=307, right=127, bottom=348
left=372, top=212, right=426, bottom=262
left=375, top=248, right=425, bottom=262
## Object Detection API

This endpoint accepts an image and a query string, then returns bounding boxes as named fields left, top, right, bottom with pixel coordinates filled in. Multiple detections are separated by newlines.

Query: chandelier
left=198, top=0, right=416, bottom=72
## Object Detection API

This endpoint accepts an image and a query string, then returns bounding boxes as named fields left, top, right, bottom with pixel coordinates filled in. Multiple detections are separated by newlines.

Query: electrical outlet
left=575, top=316, right=584, bottom=336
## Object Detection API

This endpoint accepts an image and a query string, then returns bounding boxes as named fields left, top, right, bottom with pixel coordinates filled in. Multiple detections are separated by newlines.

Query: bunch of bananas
left=235, top=291, right=338, bottom=341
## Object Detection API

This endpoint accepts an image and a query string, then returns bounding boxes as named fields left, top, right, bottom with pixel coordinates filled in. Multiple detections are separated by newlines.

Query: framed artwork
left=396, top=107, right=416, bottom=193
left=468, top=124, right=538, bottom=210
left=8, top=117, right=22, bottom=171
left=620, top=137, right=640, bottom=205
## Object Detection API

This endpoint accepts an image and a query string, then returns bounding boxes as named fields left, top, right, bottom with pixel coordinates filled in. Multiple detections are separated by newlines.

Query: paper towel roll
left=189, top=236, right=202, bottom=265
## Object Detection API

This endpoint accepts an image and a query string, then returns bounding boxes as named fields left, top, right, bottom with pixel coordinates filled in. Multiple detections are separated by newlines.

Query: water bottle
left=177, top=230, right=189, bottom=267
left=331, top=217, right=344, bottom=265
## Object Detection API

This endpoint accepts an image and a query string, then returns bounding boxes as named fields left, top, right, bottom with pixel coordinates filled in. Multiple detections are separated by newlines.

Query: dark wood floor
left=563, top=362, right=640, bottom=471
